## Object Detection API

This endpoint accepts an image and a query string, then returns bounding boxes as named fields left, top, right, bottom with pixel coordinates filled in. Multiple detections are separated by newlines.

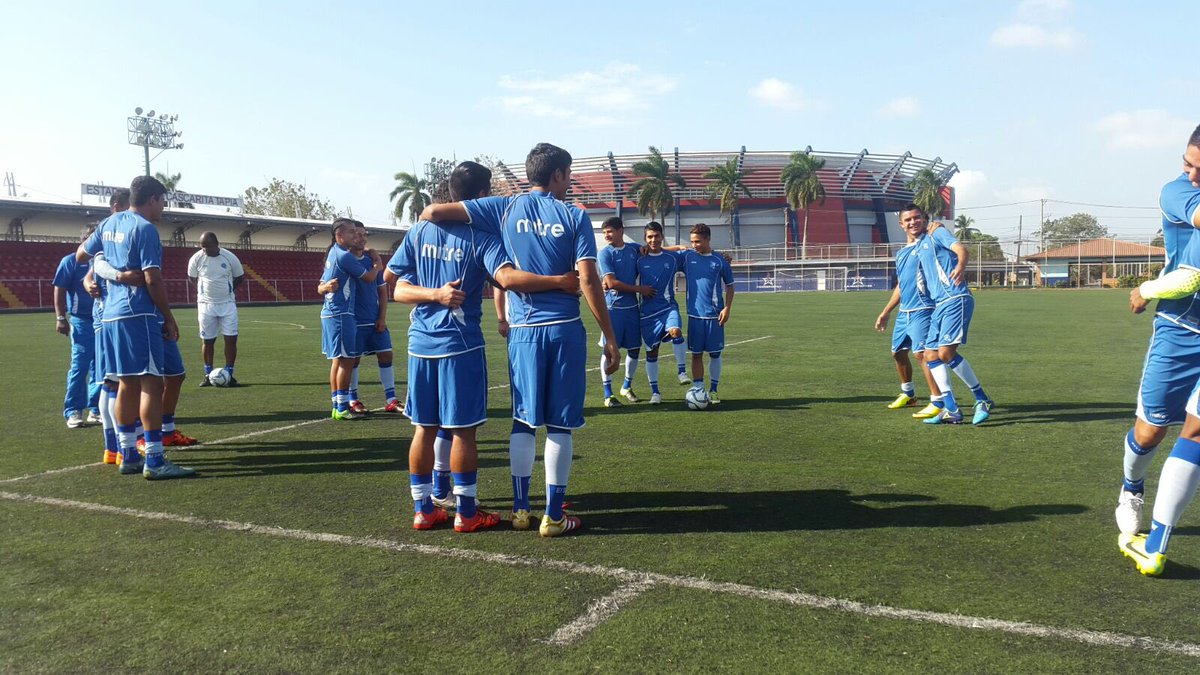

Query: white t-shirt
left=187, top=247, right=245, bottom=304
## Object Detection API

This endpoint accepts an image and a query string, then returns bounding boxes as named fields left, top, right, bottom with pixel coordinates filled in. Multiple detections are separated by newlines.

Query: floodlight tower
left=127, top=107, right=184, bottom=176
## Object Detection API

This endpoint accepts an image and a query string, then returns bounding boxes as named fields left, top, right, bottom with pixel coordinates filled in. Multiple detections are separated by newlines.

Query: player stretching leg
left=680, top=224, right=734, bottom=404
left=876, top=207, right=943, bottom=417
left=319, top=219, right=382, bottom=420
left=598, top=217, right=650, bottom=407
left=636, top=222, right=686, bottom=405
left=421, top=145, right=619, bottom=537
left=1115, top=126, right=1200, bottom=571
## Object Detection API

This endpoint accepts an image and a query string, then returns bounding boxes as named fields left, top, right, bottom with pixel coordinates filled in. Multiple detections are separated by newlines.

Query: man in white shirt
left=187, top=232, right=245, bottom=386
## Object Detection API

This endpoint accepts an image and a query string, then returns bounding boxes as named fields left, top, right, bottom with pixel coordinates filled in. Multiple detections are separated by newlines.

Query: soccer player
left=912, top=204, right=993, bottom=425
left=345, top=222, right=401, bottom=413
left=597, top=216, right=652, bottom=407
left=319, top=218, right=383, bottom=420
left=636, top=222, right=687, bottom=404
left=681, top=224, right=734, bottom=403
left=1116, top=124, right=1200, bottom=575
left=419, top=143, right=619, bottom=538
left=53, top=225, right=102, bottom=428
left=76, top=176, right=195, bottom=480
left=187, top=232, right=245, bottom=386
left=392, top=161, right=580, bottom=532
left=875, top=208, right=943, bottom=418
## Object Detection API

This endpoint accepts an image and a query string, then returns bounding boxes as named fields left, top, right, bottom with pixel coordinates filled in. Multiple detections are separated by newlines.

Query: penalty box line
left=2, top=489, right=1198, bottom=658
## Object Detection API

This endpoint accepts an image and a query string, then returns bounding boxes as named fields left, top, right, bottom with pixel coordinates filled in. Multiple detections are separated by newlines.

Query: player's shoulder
left=1161, top=173, right=1199, bottom=210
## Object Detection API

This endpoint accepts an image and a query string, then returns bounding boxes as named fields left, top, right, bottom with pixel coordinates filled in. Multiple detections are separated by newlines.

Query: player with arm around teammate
left=636, top=222, right=687, bottom=405
left=681, top=224, right=734, bottom=404
left=597, top=216, right=654, bottom=407
left=319, top=219, right=382, bottom=420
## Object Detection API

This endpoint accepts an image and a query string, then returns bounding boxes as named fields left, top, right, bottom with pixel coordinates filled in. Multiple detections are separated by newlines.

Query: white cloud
left=990, top=22, right=1081, bottom=49
left=876, top=96, right=921, bottom=118
left=491, top=62, right=675, bottom=128
left=949, top=169, right=993, bottom=207
left=1017, top=0, right=1070, bottom=21
left=748, top=78, right=810, bottom=112
left=1092, top=109, right=1194, bottom=150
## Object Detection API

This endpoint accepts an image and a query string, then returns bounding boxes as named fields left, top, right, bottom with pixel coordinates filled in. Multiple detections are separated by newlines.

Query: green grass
left=2, top=290, right=1199, bottom=672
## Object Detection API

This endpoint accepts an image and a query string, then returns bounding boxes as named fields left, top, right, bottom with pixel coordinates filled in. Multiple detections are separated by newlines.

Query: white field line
left=248, top=320, right=308, bottom=330
left=543, top=580, right=657, bottom=645
left=3, top=489, right=1198, bottom=659
left=488, top=335, right=775, bottom=391
left=0, top=462, right=104, bottom=485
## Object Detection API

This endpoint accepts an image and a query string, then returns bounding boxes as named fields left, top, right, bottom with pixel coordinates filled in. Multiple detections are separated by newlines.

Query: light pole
left=127, top=107, right=183, bottom=176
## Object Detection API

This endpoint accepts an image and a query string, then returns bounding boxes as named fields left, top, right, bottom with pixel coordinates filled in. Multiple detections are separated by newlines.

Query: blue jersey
left=683, top=250, right=733, bottom=319
left=320, top=244, right=372, bottom=318
left=916, top=227, right=970, bottom=303
left=387, top=220, right=512, bottom=357
left=52, top=254, right=94, bottom=318
left=81, top=211, right=163, bottom=321
left=464, top=192, right=596, bottom=327
left=1155, top=174, right=1200, bottom=331
left=637, top=250, right=685, bottom=319
left=895, top=239, right=933, bottom=311
left=598, top=243, right=641, bottom=310
left=353, top=273, right=386, bottom=324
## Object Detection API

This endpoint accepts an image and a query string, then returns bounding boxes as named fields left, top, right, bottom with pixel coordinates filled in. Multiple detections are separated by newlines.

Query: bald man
left=187, top=232, right=245, bottom=385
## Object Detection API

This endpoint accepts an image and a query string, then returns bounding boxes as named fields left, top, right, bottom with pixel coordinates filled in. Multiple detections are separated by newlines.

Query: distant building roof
left=1024, top=237, right=1164, bottom=261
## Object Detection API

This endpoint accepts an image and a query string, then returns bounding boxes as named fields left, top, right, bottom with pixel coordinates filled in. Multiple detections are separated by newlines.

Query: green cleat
left=143, top=458, right=197, bottom=480
left=887, top=393, right=916, bottom=409
left=1119, top=533, right=1165, bottom=576
left=707, top=392, right=721, bottom=406
left=972, top=400, right=994, bottom=425
left=603, top=395, right=623, bottom=408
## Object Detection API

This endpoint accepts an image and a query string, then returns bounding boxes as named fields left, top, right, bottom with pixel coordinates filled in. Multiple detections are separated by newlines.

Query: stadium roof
left=493, top=148, right=958, bottom=204
left=1024, top=237, right=1165, bottom=261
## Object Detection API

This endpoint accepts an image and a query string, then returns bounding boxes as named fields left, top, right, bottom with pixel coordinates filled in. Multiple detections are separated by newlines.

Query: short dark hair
left=430, top=179, right=451, bottom=205
left=690, top=223, right=711, bottom=239
left=110, top=188, right=131, bottom=210
left=601, top=217, right=624, bottom=230
left=1190, top=124, right=1200, bottom=150
left=80, top=224, right=96, bottom=242
left=898, top=202, right=925, bottom=217
left=645, top=221, right=664, bottom=235
left=449, top=161, right=493, bottom=201
left=525, top=143, right=572, bottom=187
left=130, top=176, right=167, bottom=207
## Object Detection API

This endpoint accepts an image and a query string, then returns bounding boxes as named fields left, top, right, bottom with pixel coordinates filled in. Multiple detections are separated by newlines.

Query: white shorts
left=198, top=301, right=239, bottom=339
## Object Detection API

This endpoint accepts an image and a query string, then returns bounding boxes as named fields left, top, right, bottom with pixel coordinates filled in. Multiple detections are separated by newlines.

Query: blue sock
left=547, top=484, right=568, bottom=521
left=335, top=390, right=349, bottom=413
left=224, top=365, right=234, bottom=377
left=622, top=377, right=632, bottom=390
left=117, top=423, right=139, bottom=464
left=410, top=473, right=433, bottom=514
left=162, top=413, right=176, bottom=433
left=511, top=475, right=532, bottom=511
left=433, top=470, right=452, bottom=499
left=144, top=429, right=165, bottom=468
left=1146, top=520, right=1171, bottom=555
left=203, top=364, right=213, bottom=376
left=453, top=471, right=478, bottom=518
left=104, top=428, right=118, bottom=453
left=603, top=380, right=614, bottom=398
left=1123, top=478, right=1145, bottom=494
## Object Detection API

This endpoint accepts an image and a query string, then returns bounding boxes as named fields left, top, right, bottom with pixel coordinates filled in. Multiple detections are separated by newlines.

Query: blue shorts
left=1138, top=317, right=1200, bottom=427
left=405, top=348, right=488, bottom=428
left=892, top=308, right=933, bottom=353
left=321, top=314, right=359, bottom=359
left=603, top=305, right=641, bottom=351
left=927, top=294, right=973, bottom=348
left=162, top=336, right=185, bottom=377
left=509, top=321, right=587, bottom=429
left=355, top=324, right=394, bottom=356
left=93, top=326, right=111, bottom=382
left=640, top=307, right=682, bottom=350
left=687, top=317, right=725, bottom=354
left=103, top=316, right=165, bottom=377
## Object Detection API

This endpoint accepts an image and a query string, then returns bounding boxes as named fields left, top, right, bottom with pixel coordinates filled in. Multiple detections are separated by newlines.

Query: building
left=1024, top=237, right=1165, bottom=287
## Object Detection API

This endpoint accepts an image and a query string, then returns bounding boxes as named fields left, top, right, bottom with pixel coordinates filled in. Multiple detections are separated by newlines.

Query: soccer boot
left=1118, top=533, right=1165, bottom=576
left=511, top=509, right=532, bottom=531
left=455, top=508, right=502, bottom=533
left=226, top=377, right=240, bottom=387
left=383, top=399, right=403, bottom=413
left=619, top=387, right=640, bottom=403
left=413, top=507, right=450, bottom=530
left=911, top=403, right=942, bottom=419
left=649, top=392, right=663, bottom=405
left=539, top=513, right=582, bottom=538
left=923, top=408, right=964, bottom=425
left=86, top=410, right=102, bottom=425
left=1115, top=490, right=1145, bottom=535
left=430, top=493, right=457, bottom=510
left=118, top=454, right=144, bottom=475
left=136, top=438, right=147, bottom=456
left=334, top=409, right=367, bottom=421
left=163, top=430, right=199, bottom=447
left=349, top=400, right=369, bottom=414
left=678, top=371, right=691, bottom=385
left=972, top=400, right=993, bottom=425
left=143, top=458, right=197, bottom=480
left=707, top=391, right=721, bottom=406
left=603, top=395, right=623, bottom=408
left=199, top=377, right=213, bottom=387
left=887, top=393, right=916, bottom=409
left=103, top=449, right=120, bottom=465
left=66, top=412, right=85, bottom=429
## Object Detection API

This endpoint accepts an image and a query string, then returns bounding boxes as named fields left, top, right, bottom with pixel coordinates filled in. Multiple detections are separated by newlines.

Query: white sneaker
left=678, top=372, right=691, bottom=385
left=1115, top=489, right=1144, bottom=535
left=86, top=410, right=102, bottom=425
left=650, top=392, right=662, bottom=405
left=619, top=387, right=640, bottom=403
left=66, top=412, right=84, bottom=429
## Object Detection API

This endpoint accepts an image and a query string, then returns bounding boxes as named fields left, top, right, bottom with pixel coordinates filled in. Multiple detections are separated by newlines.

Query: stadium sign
left=81, top=183, right=244, bottom=209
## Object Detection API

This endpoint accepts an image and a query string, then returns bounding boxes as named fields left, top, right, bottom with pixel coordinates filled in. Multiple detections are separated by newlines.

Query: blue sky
left=1, top=0, right=1193, bottom=241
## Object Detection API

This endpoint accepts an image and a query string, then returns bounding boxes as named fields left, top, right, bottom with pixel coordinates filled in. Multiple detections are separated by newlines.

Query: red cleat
left=136, top=438, right=146, bottom=456
left=350, top=400, right=369, bottom=414
left=163, top=430, right=198, bottom=446
left=413, top=507, right=450, bottom=530
left=455, top=508, right=502, bottom=533
left=383, top=400, right=403, bottom=413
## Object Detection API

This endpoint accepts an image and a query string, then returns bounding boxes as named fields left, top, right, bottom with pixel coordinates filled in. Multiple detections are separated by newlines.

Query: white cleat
left=66, top=412, right=85, bottom=429
left=678, top=372, right=691, bottom=385
left=1115, top=489, right=1145, bottom=535
left=619, top=387, right=640, bottom=403
left=650, top=392, right=662, bottom=405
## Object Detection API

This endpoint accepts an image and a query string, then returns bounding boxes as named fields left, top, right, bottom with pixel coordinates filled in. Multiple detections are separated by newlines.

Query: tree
left=703, top=158, right=752, bottom=243
left=389, top=171, right=431, bottom=224
left=1151, top=228, right=1164, bottom=248
left=952, top=214, right=980, bottom=241
left=154, top=171, right=193, bottom=209
left=906, top=168, right=946, bottom=219
left=242, top=178, right=341, bottom=221
left=780, top=151, right=826, bottom=258
left=1036, top=212, right=1107, bottom=244
left=958, top=230, right=1005, bottom=261
left=628, top=146, right=685, bottom=224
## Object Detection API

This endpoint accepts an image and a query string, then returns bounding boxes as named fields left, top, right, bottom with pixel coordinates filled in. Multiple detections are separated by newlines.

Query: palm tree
left=703, top=158, right=752, bottom=247
left=953, top=214, right=980, bottom=241
left=389, top=171, right=431, bottom=224
left=780, top=151, right=826, bottom=259
left=628, top=146, right=685, bottom=226
left=907, top=168, right=946, bottom=220
left=154, top=171, right=192, bottom=208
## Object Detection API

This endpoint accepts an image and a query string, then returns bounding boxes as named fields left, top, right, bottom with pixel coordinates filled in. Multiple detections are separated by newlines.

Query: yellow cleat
left=888, top=393, right=916, bottom=409
left=1119, top=533, right=1165, bottom=576
left=911, top=403, right=941, bottom=419
left=539, top=513, right=582, bottom=537
left=511, top=509, right=532, bottom=531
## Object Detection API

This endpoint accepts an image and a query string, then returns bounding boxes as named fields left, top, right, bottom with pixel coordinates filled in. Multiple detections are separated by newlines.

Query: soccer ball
left=208, top=368, right=231, bottom=387
left=685, top=387, right=709, bottom=410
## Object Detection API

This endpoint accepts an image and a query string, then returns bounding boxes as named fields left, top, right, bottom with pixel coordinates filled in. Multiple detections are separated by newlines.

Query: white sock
left=509, top=431, right=536, bottom=479
left=106, top=384, right=117, bottom=426
left=1151, top=456, right=1200, bottom=528
left=378, top=363, right=396, bottom=401
left=1123, top=433, right=1158, bottom=486
left=709, top=355, right=722, bottom=388
left=601, top=355, right=612, bottom=387
left=433, top=434, right=451, bottom=473
left=545, top=432, right=573, bottom=486
left=98, top=387, right=114, bottom=430
left=645, top=359, right=660, bottom=386
left=900, top=381, right=915, bottom=396
left=950, top=355, right=981, bottom=390
left=349, top=366, right=360, bottom=398
left=672, top=340, right=687, bottom=369
left=625, top=355, right=639, bottom=383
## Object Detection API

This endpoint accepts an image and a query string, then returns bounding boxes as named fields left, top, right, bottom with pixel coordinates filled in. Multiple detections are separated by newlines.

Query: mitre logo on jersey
left=421, top=243, right=465, bottom=262
left=515, top=218, right=565, bottom=237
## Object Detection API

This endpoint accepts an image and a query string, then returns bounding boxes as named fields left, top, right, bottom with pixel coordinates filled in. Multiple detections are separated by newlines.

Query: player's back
left=599, top=243, right=640, bottom=310
left=1154, top=174, right=1200, bottom=330
left=638, top=251, right=683, bottom=317
left=895, top=240, right=933, bottom=311
left=683, top=250, right=732, bottom=318
left=916, top=227, right=969, bottom=302
left=85, top=211, right=161, bottom=320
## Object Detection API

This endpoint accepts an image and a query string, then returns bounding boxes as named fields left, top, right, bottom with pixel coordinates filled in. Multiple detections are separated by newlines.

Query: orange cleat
left=163, top=430, right=199, bottom=447
left=136, top=438, right=146, bottom=456
left=412, top=507, right=450, bottom=530
left=103, top=449, right=120, bottom=465
left=455, top=508, right=502, bottom=533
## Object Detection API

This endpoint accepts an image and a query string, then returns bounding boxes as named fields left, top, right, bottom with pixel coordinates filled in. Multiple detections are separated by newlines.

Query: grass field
left=3, top=290, right=1200, bottom=672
